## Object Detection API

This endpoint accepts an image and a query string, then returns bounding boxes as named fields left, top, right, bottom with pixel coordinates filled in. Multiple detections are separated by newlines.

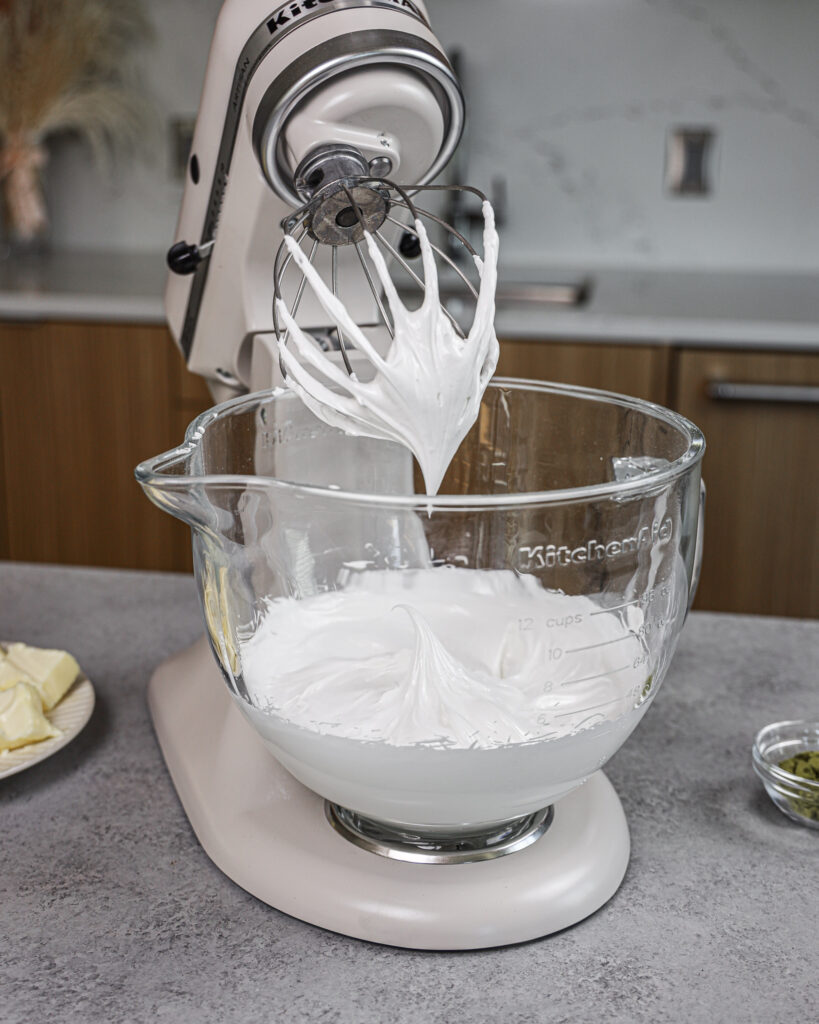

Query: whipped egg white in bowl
left=137, top=378, right=704, bottom=844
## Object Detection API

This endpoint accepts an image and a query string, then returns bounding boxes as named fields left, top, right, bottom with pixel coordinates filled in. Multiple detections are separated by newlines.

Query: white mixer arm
left=165, top=0, right=463, bottom=401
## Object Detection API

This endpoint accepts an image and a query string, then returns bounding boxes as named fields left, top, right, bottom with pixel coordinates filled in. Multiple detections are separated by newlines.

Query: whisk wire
left=384, top=214, right=478, bottom=300
left=273, top=221, right=312, bottom=380
left=373, top=228, right=467, bottom=340
left=331, top=245, right=355, bottom=376
left=354, top=240, right=395, bottom=339
left=390, top=201, right=478, bottom=259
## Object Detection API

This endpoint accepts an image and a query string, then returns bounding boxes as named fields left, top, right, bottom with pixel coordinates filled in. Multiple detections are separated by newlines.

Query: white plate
left=0, top=676, right=95, bottom=780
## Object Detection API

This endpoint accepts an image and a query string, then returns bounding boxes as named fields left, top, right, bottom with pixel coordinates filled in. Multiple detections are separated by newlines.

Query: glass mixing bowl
left=136, top=379, right=704, bottom=843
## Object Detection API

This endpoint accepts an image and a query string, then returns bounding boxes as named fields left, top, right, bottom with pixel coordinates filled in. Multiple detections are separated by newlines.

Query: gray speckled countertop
left=1, top=562, right=817, bottom=1024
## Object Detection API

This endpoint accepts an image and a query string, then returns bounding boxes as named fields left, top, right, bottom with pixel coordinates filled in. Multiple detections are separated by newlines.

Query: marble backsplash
left=40, top=0, right=819, bottom=273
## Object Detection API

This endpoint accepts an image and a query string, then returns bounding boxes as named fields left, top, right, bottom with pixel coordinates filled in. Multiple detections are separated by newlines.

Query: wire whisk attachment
left=270, top=172, right=500, bottom=495
left=272, top=177, right=491, bottom=378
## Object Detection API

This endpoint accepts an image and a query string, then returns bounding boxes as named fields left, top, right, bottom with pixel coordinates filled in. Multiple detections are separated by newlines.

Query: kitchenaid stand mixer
left=142, top=0, right=706, bottom=949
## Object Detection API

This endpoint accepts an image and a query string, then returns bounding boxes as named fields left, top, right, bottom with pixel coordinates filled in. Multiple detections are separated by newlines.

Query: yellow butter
left=5, top=643, right=79, bottom=711
left=0, top=682, right=60, bottom=752
left=0, top=657, right=33, bottom=692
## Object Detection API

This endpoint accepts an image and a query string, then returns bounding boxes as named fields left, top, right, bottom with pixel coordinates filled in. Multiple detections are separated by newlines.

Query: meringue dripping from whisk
left=274, top=200, right=499, bottom=496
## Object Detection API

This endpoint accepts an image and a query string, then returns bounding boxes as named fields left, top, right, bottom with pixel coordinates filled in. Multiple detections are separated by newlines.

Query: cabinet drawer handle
left=706, top=380, right=819, bottom=405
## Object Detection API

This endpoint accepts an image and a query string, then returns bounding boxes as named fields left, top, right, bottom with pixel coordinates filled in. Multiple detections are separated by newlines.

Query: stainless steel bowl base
left=325, top=802, right=554, bottom=864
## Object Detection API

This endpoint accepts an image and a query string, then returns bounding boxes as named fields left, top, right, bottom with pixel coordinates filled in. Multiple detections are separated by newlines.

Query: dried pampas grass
left=0, top=0, right=154, bottom=242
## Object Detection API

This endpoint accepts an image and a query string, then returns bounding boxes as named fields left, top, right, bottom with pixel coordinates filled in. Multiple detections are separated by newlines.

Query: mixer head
left=165, top=0, right=468, bottom=398
left=272, top=143, right=489, bottom=378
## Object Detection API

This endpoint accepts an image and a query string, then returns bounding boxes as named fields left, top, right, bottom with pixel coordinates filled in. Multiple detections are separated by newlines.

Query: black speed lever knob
left=167, top=240, right=210, bottom=275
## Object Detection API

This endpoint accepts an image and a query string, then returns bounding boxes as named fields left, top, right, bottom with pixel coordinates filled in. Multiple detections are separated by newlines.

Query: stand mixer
left=142, top=0, right=706, bottom=949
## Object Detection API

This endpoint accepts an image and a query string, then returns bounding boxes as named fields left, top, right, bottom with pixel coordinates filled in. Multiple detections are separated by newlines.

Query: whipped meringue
left=239, top=567, right=650, bottom=750
left=275, top=201, right=500, bottom=494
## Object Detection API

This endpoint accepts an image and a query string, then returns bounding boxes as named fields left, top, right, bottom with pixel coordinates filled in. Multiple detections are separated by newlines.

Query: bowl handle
left=686, top=479, right=706, bottom=617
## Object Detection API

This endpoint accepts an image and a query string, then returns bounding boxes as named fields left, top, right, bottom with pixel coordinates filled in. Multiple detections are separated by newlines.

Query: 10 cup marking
left=517, top=584, right=672, bottom=673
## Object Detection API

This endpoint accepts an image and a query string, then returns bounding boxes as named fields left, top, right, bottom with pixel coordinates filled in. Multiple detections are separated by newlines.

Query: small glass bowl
left=752, top=720, right=819, bottom=830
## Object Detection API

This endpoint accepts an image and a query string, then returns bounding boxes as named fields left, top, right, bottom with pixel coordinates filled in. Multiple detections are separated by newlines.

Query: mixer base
left=148, top=637, right=631, bottom=951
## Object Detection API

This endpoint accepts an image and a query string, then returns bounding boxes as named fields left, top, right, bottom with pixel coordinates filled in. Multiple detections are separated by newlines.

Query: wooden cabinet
left=0, top=321, right=211, bottom=573
left=498, top=338, right=818, bottom=619
left=496, top=339, right=670, bottom=405
left=671, top=348, right=819, bottom=618
left=0, top=323, right=816, bottom=618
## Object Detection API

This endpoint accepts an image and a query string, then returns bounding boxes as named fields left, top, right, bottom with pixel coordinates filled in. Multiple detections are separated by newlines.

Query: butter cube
left=0, top=682, right=60, bottom=752
left=0, top=657, right=33, bottom=692
left=5, top=643, right=79, bottom=711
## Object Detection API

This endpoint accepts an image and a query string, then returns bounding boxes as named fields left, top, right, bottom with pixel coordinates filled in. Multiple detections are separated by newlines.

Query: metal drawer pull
left=706, top=380, right=819, bottom=405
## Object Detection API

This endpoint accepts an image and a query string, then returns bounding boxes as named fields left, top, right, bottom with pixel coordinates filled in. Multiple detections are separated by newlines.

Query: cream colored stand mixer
left=143, top=0, right=706, bottom=950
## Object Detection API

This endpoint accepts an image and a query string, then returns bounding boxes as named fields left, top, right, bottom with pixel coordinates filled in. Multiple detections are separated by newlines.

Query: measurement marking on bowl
left=557, top=665, right=632, bottom=688
left=587, top=585, right=671, bottom=617
left=554, top=692, right=632, bottom=716
left=590, top=598, right=642, bottom=616
left=566, top=635, right=633, bottom=654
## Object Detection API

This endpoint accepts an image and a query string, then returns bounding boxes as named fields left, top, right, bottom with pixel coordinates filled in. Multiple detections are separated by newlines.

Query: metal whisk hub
left=309, top=184, right=390, bottom=246
left=292, top=145, right=393, bottom=246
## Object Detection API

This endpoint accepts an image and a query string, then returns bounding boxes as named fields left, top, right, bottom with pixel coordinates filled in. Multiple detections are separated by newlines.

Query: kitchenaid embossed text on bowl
left=137, top=379, right=705, bottom=848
